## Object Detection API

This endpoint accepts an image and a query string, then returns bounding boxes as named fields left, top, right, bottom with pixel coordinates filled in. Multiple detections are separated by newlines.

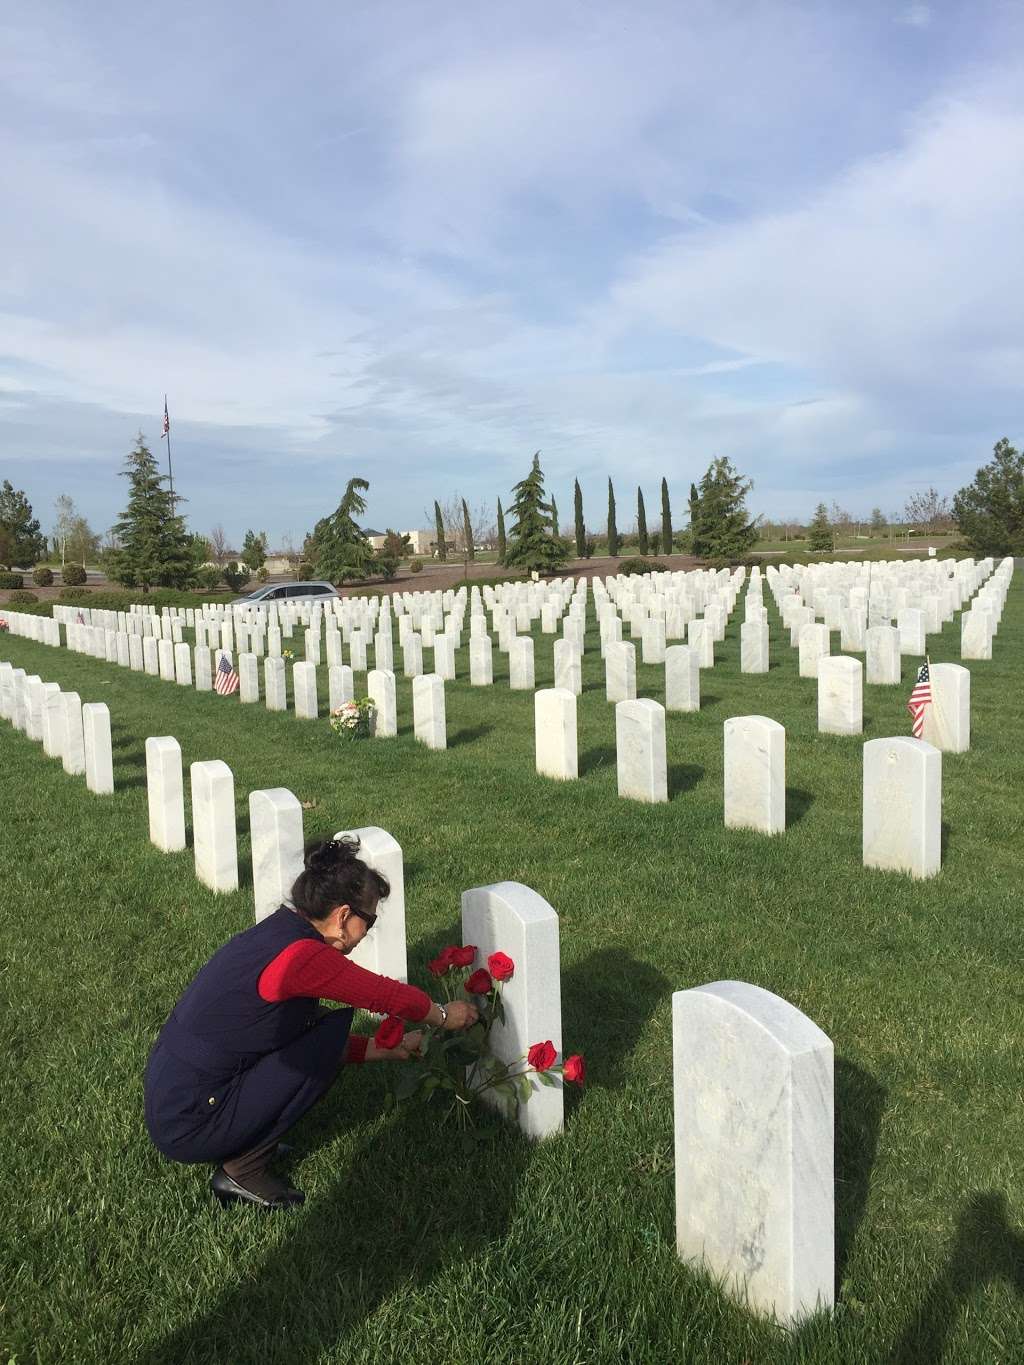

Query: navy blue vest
left=156, top=906, right=323, bottom=1079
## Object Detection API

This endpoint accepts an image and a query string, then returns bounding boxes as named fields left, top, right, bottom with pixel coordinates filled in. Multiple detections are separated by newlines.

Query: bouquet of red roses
left=378, top=945, right=584, bottom=1128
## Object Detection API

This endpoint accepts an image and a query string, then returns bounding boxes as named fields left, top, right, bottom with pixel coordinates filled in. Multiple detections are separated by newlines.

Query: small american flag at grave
left=907, top=660, right=932, bottom=739
left=214, top=653, right=240, bottom=696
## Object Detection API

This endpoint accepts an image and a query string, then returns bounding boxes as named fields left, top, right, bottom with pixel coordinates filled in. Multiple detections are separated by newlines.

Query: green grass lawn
left=2, top=578, right=1022, bottom=1364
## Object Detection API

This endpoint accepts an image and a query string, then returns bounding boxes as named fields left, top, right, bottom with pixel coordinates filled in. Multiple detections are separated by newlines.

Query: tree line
left=2, top=436, right=1021, bottom=593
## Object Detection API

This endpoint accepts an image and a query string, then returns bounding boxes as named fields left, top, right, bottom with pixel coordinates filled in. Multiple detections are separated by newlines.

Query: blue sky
left=2, top=0, right=1022, bottom=547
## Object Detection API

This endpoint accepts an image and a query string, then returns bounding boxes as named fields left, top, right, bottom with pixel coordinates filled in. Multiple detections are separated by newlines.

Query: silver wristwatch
left=434, top=1001, right=448, bottom=1026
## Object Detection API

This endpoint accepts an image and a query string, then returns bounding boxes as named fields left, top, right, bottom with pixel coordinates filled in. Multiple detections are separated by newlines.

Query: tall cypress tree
left=434, top=501, right=448, bottom=562
left=496, top=498, right=507, bottom=564
left=661, top=477, right=673, bottom=554
left=107, top=434, right=193, bottom=591
left=573, top=479, right=586, bottom=558
left=461, top=498, right=475, bottom=561
left=551, top=495, right=559, bottom=536
left=607, top=478, right=619, bottom=557
left=504, top=453, right=569, bottom=573
left=637, top=487, right=649, bottom=555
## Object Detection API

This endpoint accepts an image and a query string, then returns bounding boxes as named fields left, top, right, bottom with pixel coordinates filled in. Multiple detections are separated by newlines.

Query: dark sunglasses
left=347, top=906, right=377, bottom=929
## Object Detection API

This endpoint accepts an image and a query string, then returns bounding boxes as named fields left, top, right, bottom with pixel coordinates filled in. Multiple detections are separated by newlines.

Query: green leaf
left=515, top=1073, right=533, bottom=1103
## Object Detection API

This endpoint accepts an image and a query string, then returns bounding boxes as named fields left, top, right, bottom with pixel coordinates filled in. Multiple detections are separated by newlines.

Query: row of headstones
left=137, top=762, right=836, bottom=1328
left=0, top=661, right=113, bottom=793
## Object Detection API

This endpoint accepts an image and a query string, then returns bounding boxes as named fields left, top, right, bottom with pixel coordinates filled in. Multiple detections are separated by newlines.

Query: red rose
left=527, top=1040, right=557, bottom=1072
left=487, top=951, right=514, bottom=982
left=562, top=1054, right=586, bottom=1086
left=464, top=968, right=492, bottom=995
left=374, top=1016, right=405, bottom=1050
left=450, top=944, right=476, bottom=968
left=427, top=947, right=456, bottom=977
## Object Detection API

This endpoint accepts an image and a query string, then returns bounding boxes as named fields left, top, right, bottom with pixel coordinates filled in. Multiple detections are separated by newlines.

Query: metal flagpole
left=162, top=395, right=175, bottom=508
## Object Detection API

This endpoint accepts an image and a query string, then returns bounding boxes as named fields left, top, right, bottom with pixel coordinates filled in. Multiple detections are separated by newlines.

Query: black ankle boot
left=211, top=1167, right=305, bottom=1210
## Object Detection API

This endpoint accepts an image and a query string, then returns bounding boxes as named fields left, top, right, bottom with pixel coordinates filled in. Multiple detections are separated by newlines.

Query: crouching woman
left=144, top=836, right=478, bottom=1210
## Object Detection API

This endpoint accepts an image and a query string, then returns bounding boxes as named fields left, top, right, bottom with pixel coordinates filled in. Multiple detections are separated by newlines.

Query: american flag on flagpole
left=161, top=397, right=170, bottom=439
left=76, top=611, right=86, bottom=625
left=214, top=652, right=240, bottom=696
left=907, top=660, right=932, bottom=738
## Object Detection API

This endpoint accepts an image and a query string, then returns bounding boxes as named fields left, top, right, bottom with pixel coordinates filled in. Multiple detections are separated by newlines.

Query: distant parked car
left=231, top=581, right=338, bottom=606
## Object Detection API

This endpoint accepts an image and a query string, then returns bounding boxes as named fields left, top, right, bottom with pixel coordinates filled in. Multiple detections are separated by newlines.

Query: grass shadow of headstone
left=890, top=1190, right=1024, bottom=1364
left=786, top=788, right=815, bottom=826
left=668, top=764, right=704, bottom=798
left=833, top=1059, right=886, bottom=1291
left=559, top=948, right=672, bottom=1093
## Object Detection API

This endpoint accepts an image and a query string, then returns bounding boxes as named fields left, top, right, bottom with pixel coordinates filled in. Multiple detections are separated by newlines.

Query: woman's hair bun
left=305, top=835, right=361, bottom=872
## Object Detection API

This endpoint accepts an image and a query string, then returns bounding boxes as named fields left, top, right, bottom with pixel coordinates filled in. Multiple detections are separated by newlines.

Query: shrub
left=33, top=567, right=55, bottom=587
left=0, top=572, right=24, bottom=589
left=297, top=561, right=315, bottom=579
left=197, top=566, right=223, bottom=592
left=409, top=559, right=424, bottom=574
left=62, top=563, right=87, bottom=586
left=58, top=587, right=92, bottom=602
left=616, top=557, right=666, bottom=576
left=256, top=566, right=269, bottom=583
left=222, top=562, right=251, bottom=593
left=7, top=589, right=37, bottom=603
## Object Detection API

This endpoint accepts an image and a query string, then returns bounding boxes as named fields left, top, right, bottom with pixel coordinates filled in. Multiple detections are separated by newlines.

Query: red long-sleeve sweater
left=258, top=940, right=432, bottom=1063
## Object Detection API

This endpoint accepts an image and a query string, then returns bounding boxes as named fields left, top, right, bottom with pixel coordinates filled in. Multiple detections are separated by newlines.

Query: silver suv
left=232, top=581, right=338, bottom=606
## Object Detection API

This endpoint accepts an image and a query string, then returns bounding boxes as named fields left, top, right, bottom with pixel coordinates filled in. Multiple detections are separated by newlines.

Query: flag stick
left=163, top=394, right=176, bottom=509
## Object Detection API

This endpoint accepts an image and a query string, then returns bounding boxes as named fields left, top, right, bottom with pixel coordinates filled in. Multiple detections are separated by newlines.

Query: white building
left=367, top=530, right=434, bottom=555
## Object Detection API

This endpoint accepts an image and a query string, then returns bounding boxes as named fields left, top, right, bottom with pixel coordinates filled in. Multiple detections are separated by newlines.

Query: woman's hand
left=439, top=1000, right=479, bottom=1031
left=364, top=1030, right=423, bottom=1062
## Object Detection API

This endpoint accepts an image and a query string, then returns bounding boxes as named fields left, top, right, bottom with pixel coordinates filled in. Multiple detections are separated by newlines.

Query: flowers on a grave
left=374, top=1015, right=405, bottom=1050
left=388, top=945, right=584, bottom=1130
left=329, top=697, right=375, bottom=740
left=562, top=1053, right=586, bottom=1087
left=487, top=950, right=514, bottom=981
left=0, top=618, right=8, bottom=632
left=282, top=648, right=295, bottom=659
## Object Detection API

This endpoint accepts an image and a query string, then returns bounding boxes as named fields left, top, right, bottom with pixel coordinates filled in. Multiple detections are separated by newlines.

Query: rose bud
left=527, top=1040, right=557, bottom=1072
left=464, top=968, right=493, bottom=995
left=562, top=1054, right=586, bottom=1086
left=373, top=1016, right=405, bottom=1050
left=487, top=951, right=515, bottom=982
left=450, top=944, right=476, bottom=968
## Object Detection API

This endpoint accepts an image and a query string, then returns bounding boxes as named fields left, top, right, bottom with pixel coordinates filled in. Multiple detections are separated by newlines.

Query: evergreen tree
left=869, top=507, right=887, bottom=534
left=0, top=480, right=47, bottom=566
left=551, top=495, right=559, bottom=536
left=607, top=478, right=619, bottom=557
left=434, top=501, right=448, bottom=562
left=573, top=479, right=586, bottom=558
left=808, top=502, right=834, bottom=553
left=637, top=487, right=649, bottom=555
left=661, top=477, right=673, bottom=554
left=107, top=435, right=193, bottom=591
left=461, top=498, right=475, bottom=561
left=504, top=453, right=569, bottom=574
left=953, top=438, right=1024, bottom=556
left=689, top=458, right=759, bottom=563
left=496, top=498, right=507, bottom=564
left=240, top=529, right=268, bottom=572
left=309, top=477, right=375, bottom=582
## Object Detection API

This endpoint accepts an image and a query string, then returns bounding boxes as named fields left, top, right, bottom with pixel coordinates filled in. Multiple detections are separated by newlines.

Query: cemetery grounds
left=1, top=572, right=1022, bottom=1364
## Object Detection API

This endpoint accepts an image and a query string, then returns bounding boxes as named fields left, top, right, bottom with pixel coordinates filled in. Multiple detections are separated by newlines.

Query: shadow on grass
left=891, top=1191, right=1024, bottom=1364
left=786, top=788, right=815, bottom=826
left=668, top=764, right=704, bottom=798
left=700, top=693, right=722, bottom=708
left=834, top=1059, right=886, bottom=1289
left=580, top=745, right=616, bottom=776
left=141, top=944, right=669, bottom=1365
left=940, top=820, right=952, bottom=859
left=449, top=723, right=494, bottom=748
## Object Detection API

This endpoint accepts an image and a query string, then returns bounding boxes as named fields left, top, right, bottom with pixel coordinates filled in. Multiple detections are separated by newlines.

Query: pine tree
left=689, top=458, right=759, bottom=563
left=952, top=438, right=1024, bottom=556
left=107, top=435, right=193, bottom=591
left=573, top=479, right=586, bottom=558
left=461, top=498, right=475, bottom=561
left=661, top=477, right=673, bottom=554
left=309, top=477, right=375, bottom=582
left=808, top=503, right=834, bottom=553
left=637, top=488, right=649, bottom=555
left=0, top=480, right=47, bottom=567
left=434, top=501, right=447, bottom=562
left=240, top=529, right=268, bottom=572
left=607, top=478, right=619, bottom=557
left=504, top=453, right=569, bottom=573
left=496, top=498, right=507, bottom=564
